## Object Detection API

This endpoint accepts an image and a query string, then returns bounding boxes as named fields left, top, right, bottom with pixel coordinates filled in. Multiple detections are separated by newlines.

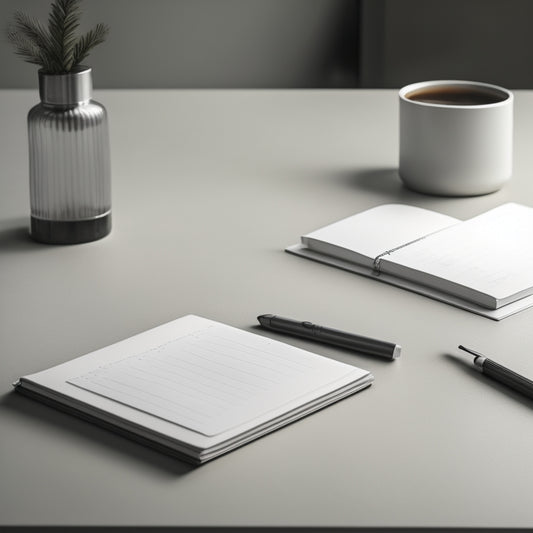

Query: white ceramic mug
left=399, top=80, right=513, bottom=196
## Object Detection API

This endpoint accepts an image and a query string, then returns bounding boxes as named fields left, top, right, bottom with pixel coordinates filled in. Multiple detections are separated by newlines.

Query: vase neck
left=39, top=67, right=93, bottom=106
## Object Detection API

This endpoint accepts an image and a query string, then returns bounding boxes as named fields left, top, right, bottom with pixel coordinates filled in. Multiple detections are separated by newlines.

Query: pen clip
left=458, top=345, right=485, bottom=358
left=458, top=345, right=486, bottom=369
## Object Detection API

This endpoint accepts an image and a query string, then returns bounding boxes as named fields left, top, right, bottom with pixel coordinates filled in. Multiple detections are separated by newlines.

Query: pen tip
left=457, top=345, right=484, bottom=359
left=257, top=314, right=273, bottom=327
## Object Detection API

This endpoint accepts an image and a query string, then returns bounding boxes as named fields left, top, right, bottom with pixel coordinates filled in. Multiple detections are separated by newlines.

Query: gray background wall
left=1, top=0, right=533, bottom=89
left=360, top=0, right=533, bottom=89
left=0, top=0, right=358, bottom=89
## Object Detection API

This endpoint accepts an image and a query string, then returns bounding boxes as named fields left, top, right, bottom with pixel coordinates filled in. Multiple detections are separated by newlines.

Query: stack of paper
left=14, top=315, right=373, bottom=464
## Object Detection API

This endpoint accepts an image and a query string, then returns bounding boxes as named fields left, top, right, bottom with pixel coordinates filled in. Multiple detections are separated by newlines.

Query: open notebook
left=13, top=315, right=373, bottom=464
left=286, top=203, right=533, bottom=320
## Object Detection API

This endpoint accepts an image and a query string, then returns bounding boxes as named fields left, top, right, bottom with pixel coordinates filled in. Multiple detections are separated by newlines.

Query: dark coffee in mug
left=406, top=86, right=508, bottom=106
left=399, top=80, right=513, bottom=195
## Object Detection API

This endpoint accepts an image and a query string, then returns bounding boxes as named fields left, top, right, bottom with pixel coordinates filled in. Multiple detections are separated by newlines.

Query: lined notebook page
left=68, top=322, right=364, bottom=437
left=382, top=203, right=533, bottom=302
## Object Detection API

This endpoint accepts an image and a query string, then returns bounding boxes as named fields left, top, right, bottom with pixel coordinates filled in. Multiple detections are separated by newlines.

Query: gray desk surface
left=2, top=89, right=533, bottom=530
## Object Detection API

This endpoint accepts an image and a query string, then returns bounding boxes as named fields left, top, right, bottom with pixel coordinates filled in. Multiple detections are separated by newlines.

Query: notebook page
left=68, top=322, right=366, bottom=437
left=302, top=204, right=459, bottom=264
left=382, top=203, right=533, bottom=303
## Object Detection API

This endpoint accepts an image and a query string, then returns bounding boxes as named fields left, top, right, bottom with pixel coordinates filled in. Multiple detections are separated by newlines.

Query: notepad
left=286, top=203, right=533, bottom=320
left=14, top=315, right=373, bottom=463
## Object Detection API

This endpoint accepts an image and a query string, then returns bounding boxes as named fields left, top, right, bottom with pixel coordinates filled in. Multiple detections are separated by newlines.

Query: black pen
left=458, top=345, right=533, bottom=400
left=257, top=314, right=401, bottom=359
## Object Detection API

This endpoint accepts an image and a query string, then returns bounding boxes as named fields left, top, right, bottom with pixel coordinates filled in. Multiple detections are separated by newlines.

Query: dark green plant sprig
left=7, top=0, right=109, bottom=74
left=72, top=23, right=108, bottom=67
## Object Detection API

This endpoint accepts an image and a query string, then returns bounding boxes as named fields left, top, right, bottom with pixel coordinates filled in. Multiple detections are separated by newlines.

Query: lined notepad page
left=68, top=322, right=365, bottom=436
left=382, top=203, right=533, bottom=300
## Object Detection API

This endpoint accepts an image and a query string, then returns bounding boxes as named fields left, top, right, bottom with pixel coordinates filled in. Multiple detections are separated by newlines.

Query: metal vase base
left=30, top=214, right=111, bottom=244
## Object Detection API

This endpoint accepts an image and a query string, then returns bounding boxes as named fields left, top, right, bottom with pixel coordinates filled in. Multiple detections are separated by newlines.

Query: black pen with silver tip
left=458, top=345, right=533, bottom=400
left=258, top=314, right=401, bottom=359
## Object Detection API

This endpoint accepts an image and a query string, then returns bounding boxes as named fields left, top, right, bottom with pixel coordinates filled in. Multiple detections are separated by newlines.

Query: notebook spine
left=373, top=234, right=430, bottom=273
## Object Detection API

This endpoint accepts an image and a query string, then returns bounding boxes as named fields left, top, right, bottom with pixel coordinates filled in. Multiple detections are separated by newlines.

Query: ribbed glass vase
left=28, top=66, right=111, bottom=244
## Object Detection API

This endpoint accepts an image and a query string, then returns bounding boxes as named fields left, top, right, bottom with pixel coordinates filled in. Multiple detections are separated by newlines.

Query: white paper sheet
left=68, top=322, right=364, bottom=437
left=382, top=203, right=533, bottom=307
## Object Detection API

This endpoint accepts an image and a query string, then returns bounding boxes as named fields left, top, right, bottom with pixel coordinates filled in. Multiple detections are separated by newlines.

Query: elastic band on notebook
left=373, top=234, right=430, bottom=274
